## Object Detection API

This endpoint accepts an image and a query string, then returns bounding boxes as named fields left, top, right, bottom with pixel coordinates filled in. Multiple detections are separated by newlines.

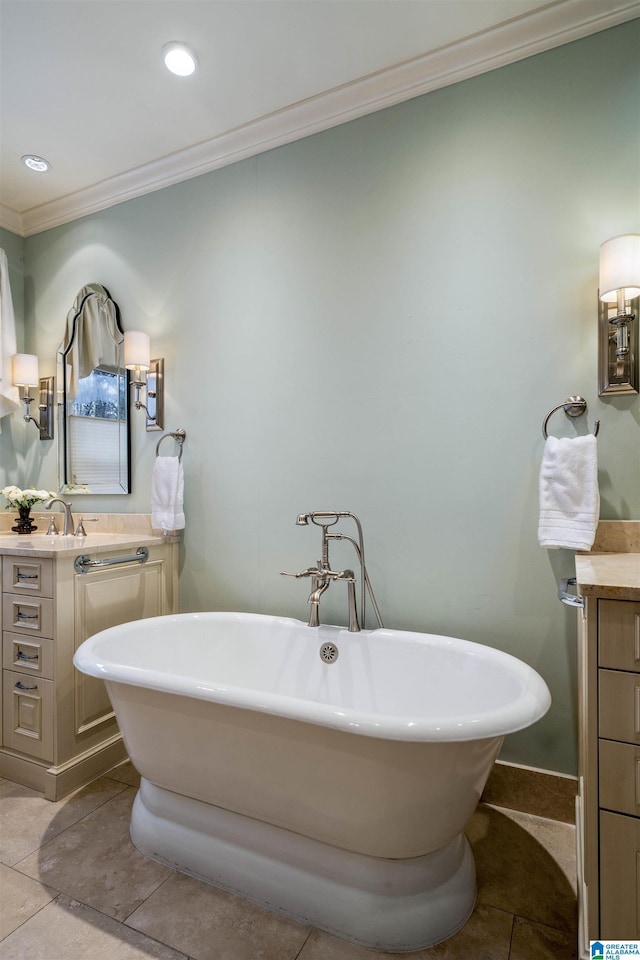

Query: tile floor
left=0, top=763, right=577, bottom=960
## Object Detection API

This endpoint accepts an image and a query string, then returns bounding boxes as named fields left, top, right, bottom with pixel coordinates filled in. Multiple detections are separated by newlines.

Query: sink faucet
left=282, top=511, right=385, bottom=633
left=44, top=497, right=74, bottom=536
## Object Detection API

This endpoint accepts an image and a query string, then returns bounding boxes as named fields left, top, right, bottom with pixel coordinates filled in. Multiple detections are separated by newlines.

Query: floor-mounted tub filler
left=74, top=610, right=551, bottom=952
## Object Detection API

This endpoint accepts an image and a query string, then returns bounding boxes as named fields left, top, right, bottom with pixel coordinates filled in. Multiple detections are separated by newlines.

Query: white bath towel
left=538, top=434, right=599, bottom=551
left=61, top=284, right=120, bottom=399
left=0, top=248, right=20, bottom=431
left=151, top=456, right=185, bottom=532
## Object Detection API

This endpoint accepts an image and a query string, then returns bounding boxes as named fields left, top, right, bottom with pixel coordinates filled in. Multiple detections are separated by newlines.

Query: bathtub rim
left=73, top=610, right=551, bottom=743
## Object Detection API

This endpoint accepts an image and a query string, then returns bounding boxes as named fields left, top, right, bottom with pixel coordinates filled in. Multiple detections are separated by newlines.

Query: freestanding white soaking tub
left=74, top=612, right=550, bottom=952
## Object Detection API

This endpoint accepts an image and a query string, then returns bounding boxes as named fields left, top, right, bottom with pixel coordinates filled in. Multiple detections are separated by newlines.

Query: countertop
left=575, top=552, right=640, bottom=601
left=575, top=521, right=640, bottom=601
left=0, top=532, right=166, bottom=558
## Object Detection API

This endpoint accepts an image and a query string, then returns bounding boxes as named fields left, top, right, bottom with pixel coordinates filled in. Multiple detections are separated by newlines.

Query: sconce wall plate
left=37, top=376, right=55, bottom=440
left=598, top=294, right=639, bottom=396
left=17, top=376, right=55, bottom=439
left=145, top=358, right=164, bottom=432
left=123, top=330, right=164, bottom=432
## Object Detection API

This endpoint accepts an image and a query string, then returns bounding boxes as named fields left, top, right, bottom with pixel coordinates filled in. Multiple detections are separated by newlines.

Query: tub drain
left=319, top=642, right=339, bottom=664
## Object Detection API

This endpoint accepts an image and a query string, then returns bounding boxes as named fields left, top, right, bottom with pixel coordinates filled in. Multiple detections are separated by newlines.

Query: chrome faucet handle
left=74, top=517, right=98, bottom=537
left=327, top=568, right=355, bottom=581
left=38, top=516, right=58, bottom=535
left=280, top=567, right=320, bottom=579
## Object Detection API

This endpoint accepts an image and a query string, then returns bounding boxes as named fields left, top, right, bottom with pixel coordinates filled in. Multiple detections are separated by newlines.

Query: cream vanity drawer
left=600, top=810, right=640, bottom=939
left=2, top=593, right=53, bottom=638
left=599, top=738, right=640, bottom=816
left=599, top=669, right=640, bottom=744
left=2, top=557, right=53, bottom=597
left=2, top=669, right=54, bottom=761
left=2, top=631, right=54, bottom=679
left=599, top=599, right=640, bottom=672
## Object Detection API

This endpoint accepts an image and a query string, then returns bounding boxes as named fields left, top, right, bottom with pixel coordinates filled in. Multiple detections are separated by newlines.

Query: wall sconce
left=11, top=353, right=54, bottom=440
left=598, top=233, right=640, bottom=396
left=123, top=331, right=164, bottom=431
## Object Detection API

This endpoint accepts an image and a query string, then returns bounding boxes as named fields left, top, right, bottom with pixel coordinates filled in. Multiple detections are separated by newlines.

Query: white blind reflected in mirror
left=68, top=417, right=127, bottom=493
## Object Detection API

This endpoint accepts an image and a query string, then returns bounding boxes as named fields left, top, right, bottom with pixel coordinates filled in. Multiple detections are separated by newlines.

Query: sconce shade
left=12, top=353, right=39, bottom=386
left=124, top=331, right=151, bottom=370
left=599, top=234, right=640, bottom=302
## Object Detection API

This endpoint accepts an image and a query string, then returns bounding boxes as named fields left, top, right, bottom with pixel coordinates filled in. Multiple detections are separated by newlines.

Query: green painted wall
left=0, top=227, right=25, bottom=485
left=16, top=21, right=640, bottom=774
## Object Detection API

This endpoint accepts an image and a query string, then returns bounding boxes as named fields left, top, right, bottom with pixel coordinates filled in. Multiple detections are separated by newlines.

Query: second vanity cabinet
left=0, top=533, right=178, bottom=799
left=576, top=545, right=640, bottom=954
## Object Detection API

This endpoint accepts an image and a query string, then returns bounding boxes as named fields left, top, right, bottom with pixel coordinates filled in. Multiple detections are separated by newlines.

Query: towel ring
left=542, top=397, right=600, bottom=440
left=156, top=428, right=186, bottom=460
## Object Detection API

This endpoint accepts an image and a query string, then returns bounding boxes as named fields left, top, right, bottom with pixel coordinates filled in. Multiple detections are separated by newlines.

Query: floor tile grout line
left=0, top=889, right=64, bottom=943
left=1, top=881, right=191, bottom=960
left=293, top=928, right=314, bottom=959
left=8, top=860, right=176, bottom=937
left=121, top=870, right=177, bottom=926
left=477, top=896, right=576, bottom=940
left=511, top=911, right=578, bottom=938
left=477, top=891, right=577, bottom=938
left=506, top=909, right=516, bottom=959
left=120, top=893, right=193, bottom=960
left=8, top=780, right=133, bottom=869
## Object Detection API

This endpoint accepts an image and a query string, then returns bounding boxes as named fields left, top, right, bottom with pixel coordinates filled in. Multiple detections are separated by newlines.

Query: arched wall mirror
left=56, top=283, right=131, bottom=494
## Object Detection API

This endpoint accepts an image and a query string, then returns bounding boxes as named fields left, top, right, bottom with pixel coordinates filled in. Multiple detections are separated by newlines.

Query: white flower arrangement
left=1, top=486, right=57, bottom=510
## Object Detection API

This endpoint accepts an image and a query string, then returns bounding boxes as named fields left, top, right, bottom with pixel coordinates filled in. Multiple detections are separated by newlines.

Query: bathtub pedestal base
left=131, top=778, right=477, bottom=952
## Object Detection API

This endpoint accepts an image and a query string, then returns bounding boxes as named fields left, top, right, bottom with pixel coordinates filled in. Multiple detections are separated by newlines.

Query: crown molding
left=0, top=204, right=25, bottom=236
left=5, top=0, right=639, bottom=238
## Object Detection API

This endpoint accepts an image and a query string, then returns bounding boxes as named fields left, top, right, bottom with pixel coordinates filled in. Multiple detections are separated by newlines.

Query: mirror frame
left=56, top=284, right=131, bottom=495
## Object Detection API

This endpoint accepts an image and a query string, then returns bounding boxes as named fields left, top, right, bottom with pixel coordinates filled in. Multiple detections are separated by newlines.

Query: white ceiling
left=1, top=0, right=638, bottom=237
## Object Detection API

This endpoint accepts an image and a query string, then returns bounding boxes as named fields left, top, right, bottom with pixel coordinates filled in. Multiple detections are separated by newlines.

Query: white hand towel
left=538, top=434, right=599, bottom=551
left=151, top=456, right=185, bottom=532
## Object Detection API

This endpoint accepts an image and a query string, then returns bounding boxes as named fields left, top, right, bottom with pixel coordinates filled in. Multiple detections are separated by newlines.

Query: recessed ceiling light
left=162, top=42, right=197, bottom=77
left=22, top=155, right=50, bottom=173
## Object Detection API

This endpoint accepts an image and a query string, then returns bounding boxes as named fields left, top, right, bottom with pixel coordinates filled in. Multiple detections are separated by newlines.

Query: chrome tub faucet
left=281, top=511, right=383, bottom=632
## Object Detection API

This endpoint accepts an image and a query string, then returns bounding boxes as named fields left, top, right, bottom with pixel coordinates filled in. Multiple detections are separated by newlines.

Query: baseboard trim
left=482, top=760, right=577, bottom=824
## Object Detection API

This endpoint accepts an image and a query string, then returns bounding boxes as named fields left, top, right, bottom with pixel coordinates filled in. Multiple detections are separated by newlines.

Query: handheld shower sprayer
left=296, top=511, right=350, bottom=526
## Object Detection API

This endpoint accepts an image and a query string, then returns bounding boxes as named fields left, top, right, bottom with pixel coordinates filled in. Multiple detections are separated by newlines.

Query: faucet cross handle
left=326, top=568, right=354, bottom=579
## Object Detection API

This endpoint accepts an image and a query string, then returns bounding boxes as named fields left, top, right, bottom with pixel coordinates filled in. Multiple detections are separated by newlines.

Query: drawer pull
left=17, top=651, right=38, bottom=661
left=17, top=612, right=38, bottom=620
left=17, top=573, right=38, bottom=580
left=14, top=681, right=37, bottom=691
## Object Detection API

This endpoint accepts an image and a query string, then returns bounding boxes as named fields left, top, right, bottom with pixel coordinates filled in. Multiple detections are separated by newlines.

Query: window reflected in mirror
left=57, top=284, right=131, bottom=494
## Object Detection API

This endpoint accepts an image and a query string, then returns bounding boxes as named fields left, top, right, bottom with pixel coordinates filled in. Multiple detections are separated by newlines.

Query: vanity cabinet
left=576, top=555, right=640, bottom=955
left=0, top=535, right=177, bottom=799
left=2, top=556, right=56, bottom=763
